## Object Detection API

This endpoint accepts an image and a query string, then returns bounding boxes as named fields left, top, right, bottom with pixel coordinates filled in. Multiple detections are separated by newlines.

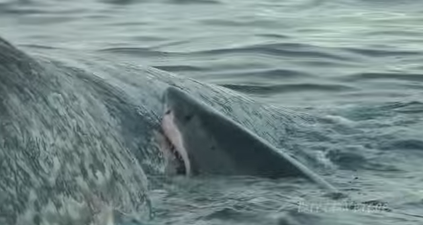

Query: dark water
left=1, top=0, right=423, bottom=224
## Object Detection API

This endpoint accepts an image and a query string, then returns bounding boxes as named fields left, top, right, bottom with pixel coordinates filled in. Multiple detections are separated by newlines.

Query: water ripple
left=222, top=83, right=356, bottom=94
left=345, top=72, right=423, bottom=82
left=209, top=68, right=312, bottom=79
left=100, top=42, right=359, bottom=63
left=344, top=47, right=423, bottom=57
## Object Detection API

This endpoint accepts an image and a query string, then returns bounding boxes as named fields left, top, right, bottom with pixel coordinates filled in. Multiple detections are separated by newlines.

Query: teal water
left=1, top=0, right=423, bottom=224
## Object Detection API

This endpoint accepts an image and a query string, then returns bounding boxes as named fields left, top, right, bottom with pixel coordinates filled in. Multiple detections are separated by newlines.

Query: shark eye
left=184, top=114, right=193, bottom=122
left=165, top=109, right=171, bottom=115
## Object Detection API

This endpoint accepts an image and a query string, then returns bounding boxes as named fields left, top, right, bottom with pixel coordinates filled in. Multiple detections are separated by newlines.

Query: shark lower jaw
left=159, top=109, right=191, bottom=176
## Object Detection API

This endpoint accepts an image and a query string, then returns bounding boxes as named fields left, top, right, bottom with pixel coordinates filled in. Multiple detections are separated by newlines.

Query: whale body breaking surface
left=0, top=37, right=339, bottom=224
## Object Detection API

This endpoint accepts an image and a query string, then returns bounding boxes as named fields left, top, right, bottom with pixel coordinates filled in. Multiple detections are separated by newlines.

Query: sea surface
left=1, top=0, right=423, bottom=224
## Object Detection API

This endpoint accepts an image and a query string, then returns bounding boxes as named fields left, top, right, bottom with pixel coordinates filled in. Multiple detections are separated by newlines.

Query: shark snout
left=163, top=87, right=197, bottom=124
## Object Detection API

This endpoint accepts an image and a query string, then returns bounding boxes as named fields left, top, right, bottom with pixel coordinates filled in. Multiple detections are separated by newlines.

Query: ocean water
left=1, top=0, right=423, bottom=224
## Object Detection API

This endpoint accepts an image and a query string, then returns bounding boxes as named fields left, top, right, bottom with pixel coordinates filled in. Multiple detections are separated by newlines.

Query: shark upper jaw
left=160, top=107, right=191, bottom=176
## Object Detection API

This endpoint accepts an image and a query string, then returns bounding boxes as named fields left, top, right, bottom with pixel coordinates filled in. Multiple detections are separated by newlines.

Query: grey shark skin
left=162, top=86, right=338, bottom=192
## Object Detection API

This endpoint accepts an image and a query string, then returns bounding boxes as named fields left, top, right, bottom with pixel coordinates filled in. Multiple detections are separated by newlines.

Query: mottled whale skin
left=161, top=87, right=338, bottom=192
left=0, top=37, right=157, bottom=224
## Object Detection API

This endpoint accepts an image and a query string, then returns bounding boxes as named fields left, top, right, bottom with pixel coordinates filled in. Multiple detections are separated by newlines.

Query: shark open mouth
left=159, top=109, right=191, bottom=175
left=163, top=134, right=186, bottom=174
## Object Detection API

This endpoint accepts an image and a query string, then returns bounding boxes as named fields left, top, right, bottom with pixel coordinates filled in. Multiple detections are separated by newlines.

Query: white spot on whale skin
left=323, top=115, right=354, bottom=126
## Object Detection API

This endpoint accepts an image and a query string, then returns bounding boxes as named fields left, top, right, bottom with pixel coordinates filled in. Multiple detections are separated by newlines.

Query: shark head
left=160, top=86, right=229, bottom=176
left=158, top=86, right=338, bottom=193
left=159, top=86, right=297, bottom=177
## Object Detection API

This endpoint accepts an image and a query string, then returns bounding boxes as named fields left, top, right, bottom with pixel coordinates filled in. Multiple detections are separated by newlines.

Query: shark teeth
left=165, top=136, right=186, bottom=175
